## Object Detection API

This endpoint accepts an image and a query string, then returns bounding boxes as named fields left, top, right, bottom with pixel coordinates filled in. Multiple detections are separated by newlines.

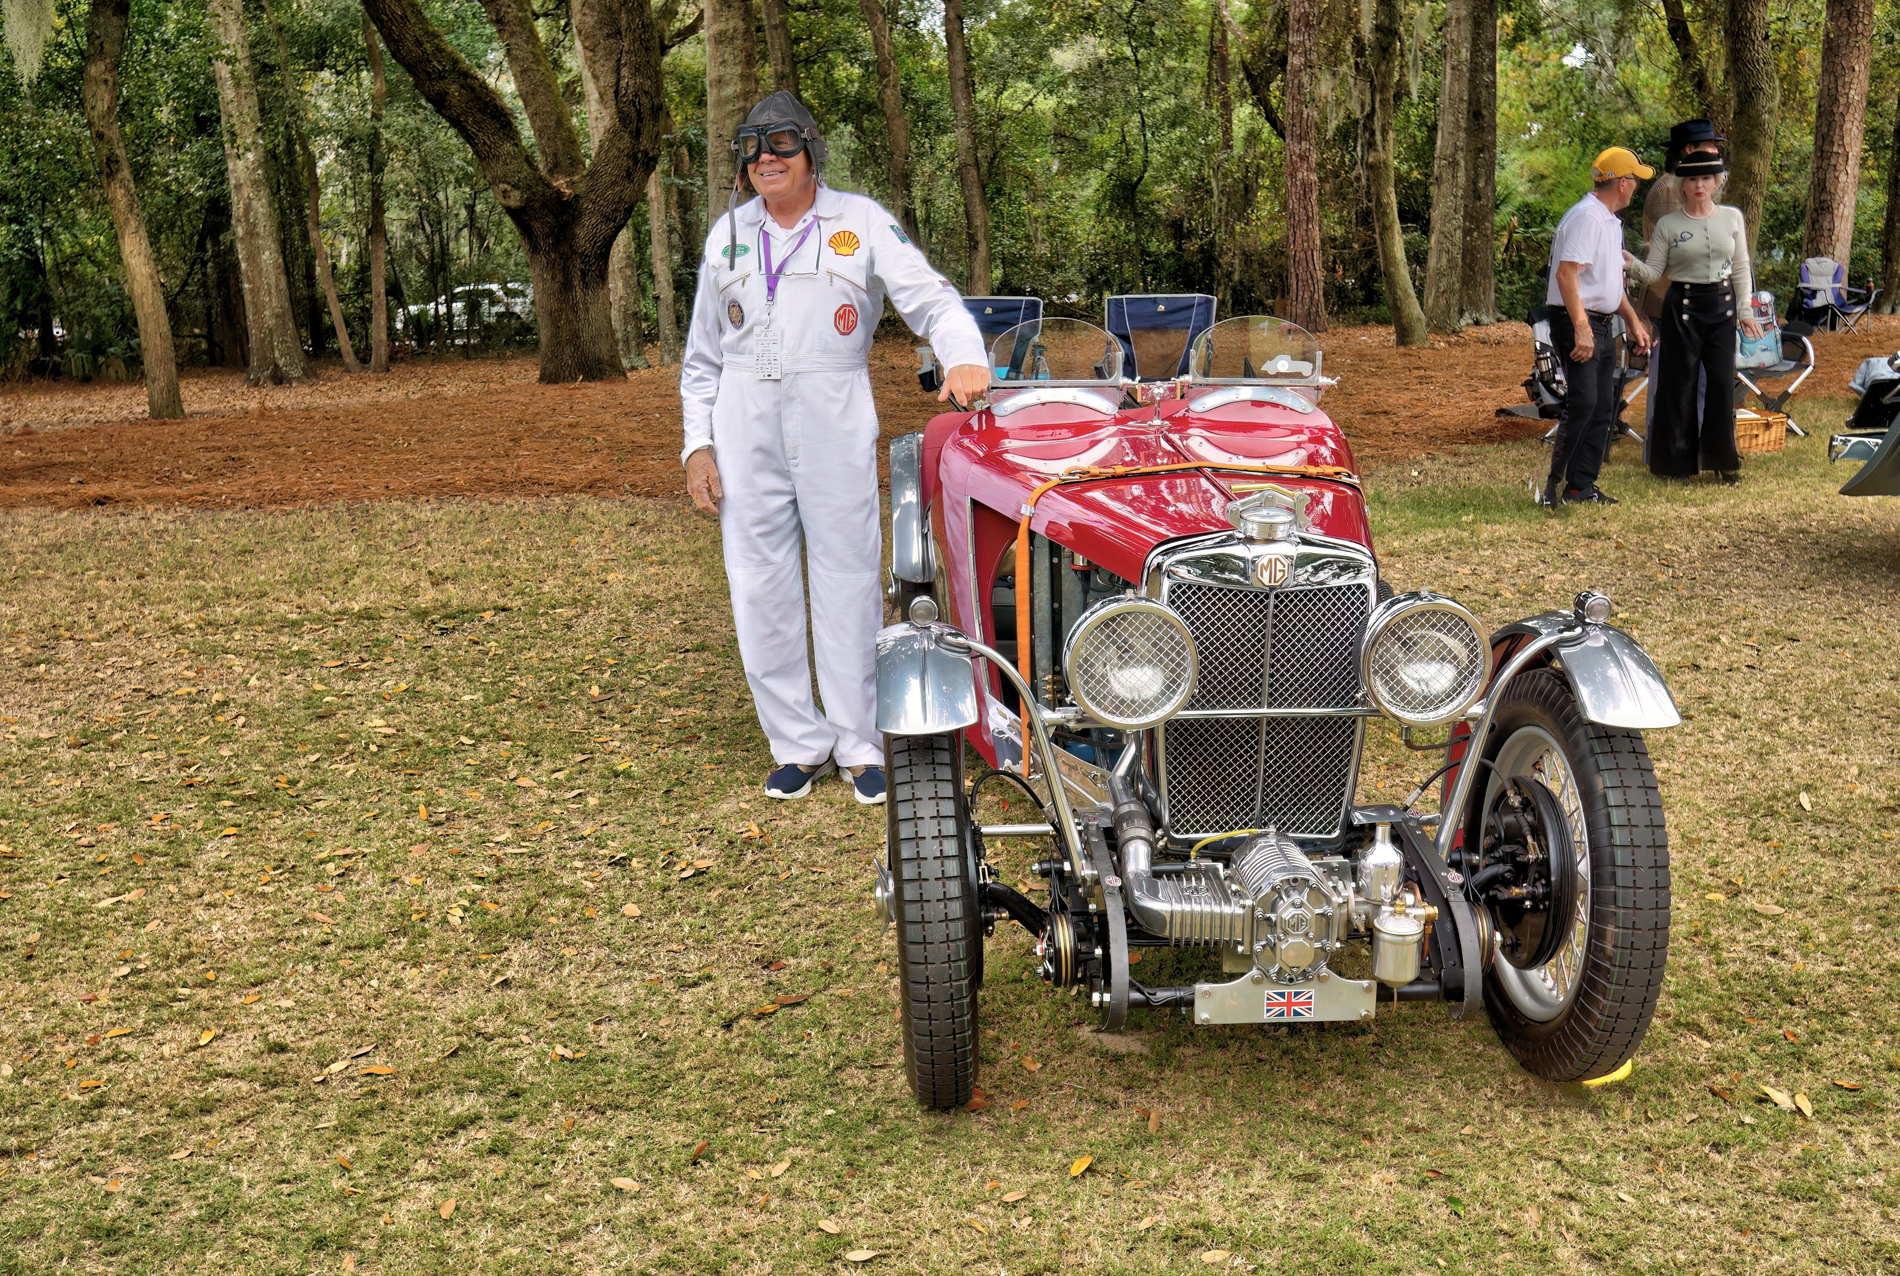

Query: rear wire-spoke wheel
left=886, top=731, right=981, bottom=1109
left=1474, top=668, right=1670, bottom=1081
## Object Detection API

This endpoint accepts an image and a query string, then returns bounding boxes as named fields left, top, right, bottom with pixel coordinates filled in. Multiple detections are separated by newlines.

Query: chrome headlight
left=1359, top=592, right=1490, bottom=726
left=1063, top=597, right=1197, bottom=729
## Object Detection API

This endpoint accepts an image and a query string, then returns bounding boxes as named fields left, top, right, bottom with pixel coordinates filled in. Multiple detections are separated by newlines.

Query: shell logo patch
left=727, top=300, right=745, bottom=329
left=827, top=230, right=861, bottom=257
left=833, top=304, right=860, bottom=336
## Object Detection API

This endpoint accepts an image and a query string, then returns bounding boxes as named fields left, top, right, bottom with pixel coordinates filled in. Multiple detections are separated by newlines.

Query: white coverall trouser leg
left=712, top=364, right=884, bottom=770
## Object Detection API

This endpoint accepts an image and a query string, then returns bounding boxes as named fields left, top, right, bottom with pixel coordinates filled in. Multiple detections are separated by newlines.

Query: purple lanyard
left=761, top=220, right=818, bottom=308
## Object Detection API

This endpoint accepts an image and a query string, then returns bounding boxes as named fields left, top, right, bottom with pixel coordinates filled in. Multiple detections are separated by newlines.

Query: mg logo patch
left=1253, top=555, right=1291, bottom=588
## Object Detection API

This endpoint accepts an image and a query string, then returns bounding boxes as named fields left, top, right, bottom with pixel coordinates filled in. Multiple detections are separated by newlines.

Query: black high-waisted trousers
left=1651, top=279, right=1740, bottom=477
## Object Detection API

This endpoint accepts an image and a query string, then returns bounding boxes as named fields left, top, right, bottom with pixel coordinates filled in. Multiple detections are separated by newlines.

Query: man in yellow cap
left=1540, top=147, right=1654, bottom=509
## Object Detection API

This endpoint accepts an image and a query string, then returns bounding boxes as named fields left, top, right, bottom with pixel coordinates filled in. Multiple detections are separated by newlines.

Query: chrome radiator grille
left=1160, top=579, right=1372, bottom=840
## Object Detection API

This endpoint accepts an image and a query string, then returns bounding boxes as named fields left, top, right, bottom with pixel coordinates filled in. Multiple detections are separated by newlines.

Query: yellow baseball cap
left=1591, top=147, right=1655, bottom=181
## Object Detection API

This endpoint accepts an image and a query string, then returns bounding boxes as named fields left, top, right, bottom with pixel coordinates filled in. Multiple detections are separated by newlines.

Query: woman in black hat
left=1626, top=152, right=1763, bottom=483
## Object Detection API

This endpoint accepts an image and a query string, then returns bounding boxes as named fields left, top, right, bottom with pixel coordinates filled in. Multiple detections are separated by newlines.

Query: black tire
left=886, top=731, right=981, bottom=1109
left=1472, top=667, right=1670, bottom=1082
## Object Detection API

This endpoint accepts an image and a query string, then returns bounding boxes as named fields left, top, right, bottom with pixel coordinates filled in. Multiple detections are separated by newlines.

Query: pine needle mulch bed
left=22, top=316, right=1899, bottom=515
left=1, top=407, right=1897, bottom=1274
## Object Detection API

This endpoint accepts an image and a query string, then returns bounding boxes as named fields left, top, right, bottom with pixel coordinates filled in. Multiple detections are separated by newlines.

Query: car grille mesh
left=1161, top=579, right=1371, bottom=839
left=1162, top=716, right=1360, bottom=837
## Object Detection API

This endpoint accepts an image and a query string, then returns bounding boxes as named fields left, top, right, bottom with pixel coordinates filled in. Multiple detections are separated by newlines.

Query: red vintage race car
left=876, top=312, right=1680, bottom=1109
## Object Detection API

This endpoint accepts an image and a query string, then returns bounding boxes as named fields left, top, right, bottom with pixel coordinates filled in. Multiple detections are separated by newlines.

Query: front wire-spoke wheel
left=1473, top=667, right=1670, bottom=1081
left=886, top=731, right=981, bottom=1109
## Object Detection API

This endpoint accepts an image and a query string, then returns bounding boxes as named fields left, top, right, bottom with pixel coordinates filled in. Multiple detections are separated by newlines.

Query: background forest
left=2, top=0, right=1898, bottom=399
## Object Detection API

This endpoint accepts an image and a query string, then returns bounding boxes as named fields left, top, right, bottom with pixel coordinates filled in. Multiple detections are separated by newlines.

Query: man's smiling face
left=749, top=147, right=812, bottom=200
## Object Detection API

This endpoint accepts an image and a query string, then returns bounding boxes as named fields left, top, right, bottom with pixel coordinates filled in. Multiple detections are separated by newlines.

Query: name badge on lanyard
left=755, top=219, right=817, bottom=381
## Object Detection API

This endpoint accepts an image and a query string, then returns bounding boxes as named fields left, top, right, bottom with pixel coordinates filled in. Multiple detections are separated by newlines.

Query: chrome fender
left=876, top=621, right=978, bottom=737
left=1492, top=613, right=1681, bottom=730
left=889, top=433, right=932, bottom=585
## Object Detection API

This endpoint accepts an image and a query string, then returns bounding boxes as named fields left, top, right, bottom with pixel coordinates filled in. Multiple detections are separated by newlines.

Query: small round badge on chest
left=727, top=300, right=745, bottom=329
left=834, top=304, right=859, bottom=336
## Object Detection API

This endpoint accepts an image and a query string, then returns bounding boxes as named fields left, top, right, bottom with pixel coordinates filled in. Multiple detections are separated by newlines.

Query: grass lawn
left=2, top=402, right=1897, bottom=1275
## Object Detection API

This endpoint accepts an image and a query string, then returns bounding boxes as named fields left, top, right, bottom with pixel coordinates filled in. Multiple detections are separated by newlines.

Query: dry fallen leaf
left=842, top=1252, right=880, bottom=1264
left=1135, top=1216, right=1158, bottom=1231
left=818, top=1219, right=843, bottom=1234
left=1703, top=892, right=1727, bottom=902
left=690, top=1140, right=709, bottom=1164
left=1832, top=1080, right=1863, bottom=1090
left=1021, top=1057, right=1042, bottom=1072
left=770, top=1159, right=791, bottom=1178
left=103, top=1028, right=133, bottom=1040
left=1069, top=1155, right=1093, bottom=1178
left=196, top=1030, right=216, bottom=1048
left=964, top=1098, right=991, bottom=1112
left=338, top=1156, right=353, bottom=1170
left=102, top=1179, right=123, bottom=1193
left=1794, top=1093, right=1814, bottom=1119
left=168, top=1148, right=192, bottom=1161
left=1616, top=1190, right=1635, bottom=1204
left=361, top=1066, right=395, bottom=1076
left=310, top=911, right=334, bottom=924
left=1148, top=1109, right=1160, bottom=1134
left=1707, top=1085, right=1734, bottom=1103
left=1799, top=792, right=1812, bottom=812
left=967, top=1218, right=986, bottom=1235
left=1001, top=1190, right=1028, bottom=1203
left=621, top=903, right=641, bottom=917
left=1761, top=1085, right=1796, bottom=1111
left=1753, top=903, right=1787, bottom=916
left=1200, top=1252, right=1231, bottom=1265
left=439, top=1198, right=456, bottom=1219
left=1010, top=1100, right=1030, bottom=1111
left=610, top=1177, right=640, bottom=1192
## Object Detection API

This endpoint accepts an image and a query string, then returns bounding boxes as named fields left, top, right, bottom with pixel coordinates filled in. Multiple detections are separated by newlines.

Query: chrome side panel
left=1494, top=614, right=1682, bottom=730
left=889, top=433, right=932, bottom=584
left=875, top=623, right=979, bottom=737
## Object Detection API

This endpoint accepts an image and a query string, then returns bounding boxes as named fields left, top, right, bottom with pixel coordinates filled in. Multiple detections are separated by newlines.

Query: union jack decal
left=1263, top=988, right=1315, bottom=1019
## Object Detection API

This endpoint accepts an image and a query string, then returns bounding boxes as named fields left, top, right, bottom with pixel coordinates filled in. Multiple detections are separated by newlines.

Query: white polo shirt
left=1546, top=191, right=1630, bottom=315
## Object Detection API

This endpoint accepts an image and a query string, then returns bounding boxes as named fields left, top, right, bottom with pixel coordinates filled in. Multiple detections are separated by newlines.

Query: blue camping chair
left=1104, top=294, right=1218, bottom=380
left=1792, top=257, right=1882, bottom=334
left=916, top=295, right=1043, bottom=392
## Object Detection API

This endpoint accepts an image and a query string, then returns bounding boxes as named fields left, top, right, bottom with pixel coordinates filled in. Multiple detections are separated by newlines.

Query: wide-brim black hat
left=1669, top=118, right=1725, bottom=147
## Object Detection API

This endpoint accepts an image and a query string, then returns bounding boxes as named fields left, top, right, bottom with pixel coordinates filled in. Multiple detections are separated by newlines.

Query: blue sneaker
left=847, top=765, right=886, bottom=806
left=765, top=759, right=835, bottom=800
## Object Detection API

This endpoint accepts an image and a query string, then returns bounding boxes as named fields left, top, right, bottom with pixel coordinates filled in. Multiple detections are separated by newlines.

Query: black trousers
left=1547, top=310, right=1616, bottom=495
left=1651, top=280, right=1740, bottom=477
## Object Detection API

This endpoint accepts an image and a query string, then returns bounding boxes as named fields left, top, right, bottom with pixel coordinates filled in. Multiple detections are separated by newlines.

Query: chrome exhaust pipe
left=1108, top=774, right=1249, bottom=945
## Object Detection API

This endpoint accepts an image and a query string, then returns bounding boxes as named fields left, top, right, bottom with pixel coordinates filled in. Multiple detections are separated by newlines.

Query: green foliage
left=0, top=0, right=1892, bottom=373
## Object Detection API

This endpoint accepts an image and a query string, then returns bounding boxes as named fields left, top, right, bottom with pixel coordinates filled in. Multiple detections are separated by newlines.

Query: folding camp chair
left=1832, top=361, right=1900, bottom=495
left=1103, top=294, right=1218, bottom=381
left=1733, top=316, right=1816, bottom=437
left=1505, top=304, right=1645, bottom=444
left=1792, top=258, right=1883, bottom=334
left=916, top=296, right=1043, bottom=392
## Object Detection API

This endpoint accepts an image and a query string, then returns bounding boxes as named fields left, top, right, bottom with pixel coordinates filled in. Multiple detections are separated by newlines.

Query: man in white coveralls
left=679, top=91, right=990, bottom=805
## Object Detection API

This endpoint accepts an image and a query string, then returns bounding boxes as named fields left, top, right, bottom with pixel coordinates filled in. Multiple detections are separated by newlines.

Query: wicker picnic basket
left=1733, top=408, right=1788, bottom=454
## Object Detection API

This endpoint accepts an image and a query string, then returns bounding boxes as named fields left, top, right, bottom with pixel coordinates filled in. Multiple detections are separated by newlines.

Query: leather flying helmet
left=733, top=91, right=829, bottom=169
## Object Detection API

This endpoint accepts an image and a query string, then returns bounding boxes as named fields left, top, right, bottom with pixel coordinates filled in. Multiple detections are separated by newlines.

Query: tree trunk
left=649, top=163, right=680, bottom=360
left=364, top=0, right=667, bottom=384
left=1421, top=0, right=1470, bottom=332
left=208, top=0, right=307, bottom=384
left=762, top=0, right=797, bottom=94
left=81, top=0, right=184, bottom=418
left=859, top=0, right=914, bottom=238
left=704, top=0, right=759, bottom=216
left=1457, top=0, right=1496, bottom=324
left=1724, top=0, right=1780, bottom=255
left=263, top=0, right=359, bottom=371
left=943, top=0, right=991, bottom=294
left=1800, top=0, right=1874, bottom=267
left=364, top=16, right=390, bottom=372
left=1883, top=83, right=1900, bottom=313
left=577, top=26, right=649, bottom=369
left=1359, top=0, right=1426, bottom=346
left=1659, top=0, right=1718, bottom=121
left=1282, top=0, right=1324, bottom=331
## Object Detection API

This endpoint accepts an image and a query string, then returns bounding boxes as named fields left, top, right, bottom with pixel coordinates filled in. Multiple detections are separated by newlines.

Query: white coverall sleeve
left=678, top=251, right=728, bottom=465
left=868, top=220, right=990, bottom=372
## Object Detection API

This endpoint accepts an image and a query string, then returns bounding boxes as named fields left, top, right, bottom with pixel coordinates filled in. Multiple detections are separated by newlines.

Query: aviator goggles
left=733, top=122, right=814, bottom=165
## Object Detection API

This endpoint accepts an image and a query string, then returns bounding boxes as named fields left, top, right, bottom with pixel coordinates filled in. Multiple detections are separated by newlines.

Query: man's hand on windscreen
left=939, top=363, right=991, bottom=407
